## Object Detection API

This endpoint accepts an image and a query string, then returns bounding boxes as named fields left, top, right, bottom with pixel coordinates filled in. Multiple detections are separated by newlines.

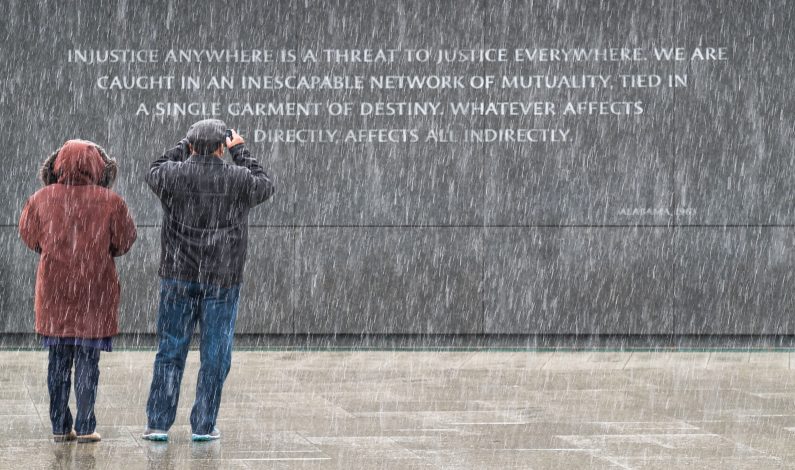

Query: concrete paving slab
left=1, top=350, right=795, bottom=468
left=749, top=353, right=790, bottom=369
left=543, top=352, right=632, bottom=370
left=624, top=352, right=675, bottom=369
left=458, top=352, right=554, bottom=370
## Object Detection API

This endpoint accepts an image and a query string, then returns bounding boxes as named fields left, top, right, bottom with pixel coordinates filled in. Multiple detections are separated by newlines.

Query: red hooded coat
left=18, top=140, right=137, bottom=338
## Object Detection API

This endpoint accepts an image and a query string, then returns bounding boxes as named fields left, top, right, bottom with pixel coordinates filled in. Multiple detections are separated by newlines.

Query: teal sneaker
left=142, top=428, right=168, bottom=442
left=191, top=428, right=220, bottom=442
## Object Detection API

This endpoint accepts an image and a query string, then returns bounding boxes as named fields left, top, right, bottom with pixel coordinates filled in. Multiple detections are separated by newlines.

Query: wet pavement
left=1, top=349, right=795, bottom=469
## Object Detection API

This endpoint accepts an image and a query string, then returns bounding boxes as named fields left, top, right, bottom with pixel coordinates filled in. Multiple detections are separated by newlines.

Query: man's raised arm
left=145, top=138, right=190, bottom=196
left=227, top=130, right=276, bottom=207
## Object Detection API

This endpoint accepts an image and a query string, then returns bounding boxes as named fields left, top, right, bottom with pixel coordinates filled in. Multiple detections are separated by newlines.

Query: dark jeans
left=146, top=278, right=240, bottom=434
left=48, top=345, right=100, bottom=435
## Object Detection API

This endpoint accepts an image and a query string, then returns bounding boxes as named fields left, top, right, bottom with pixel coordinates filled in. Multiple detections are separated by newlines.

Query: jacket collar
left=187, top=154, right=226, bottom=165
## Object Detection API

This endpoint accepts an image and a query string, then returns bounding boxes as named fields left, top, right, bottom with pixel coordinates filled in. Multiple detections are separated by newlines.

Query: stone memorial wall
left=1, top=0, right=793, bottom=337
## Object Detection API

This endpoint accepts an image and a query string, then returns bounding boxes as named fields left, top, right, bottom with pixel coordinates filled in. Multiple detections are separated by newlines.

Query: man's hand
left=178, top=138, right=191, bottom=159
left=226, top=129, right=245, bottom=148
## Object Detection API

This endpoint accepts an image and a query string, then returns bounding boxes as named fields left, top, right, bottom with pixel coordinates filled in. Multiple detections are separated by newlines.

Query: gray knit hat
left=186, top=119, right=227, bottom=153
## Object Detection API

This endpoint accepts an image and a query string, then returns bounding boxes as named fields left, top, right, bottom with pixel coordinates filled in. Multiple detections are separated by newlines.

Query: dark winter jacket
left=19, top=140, right=137, bottom=338
left=145, top=141, right=275, bottom=287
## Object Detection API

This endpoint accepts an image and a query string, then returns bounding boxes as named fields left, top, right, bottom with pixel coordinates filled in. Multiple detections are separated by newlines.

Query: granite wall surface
left=1, top=0, right=792, bottom=336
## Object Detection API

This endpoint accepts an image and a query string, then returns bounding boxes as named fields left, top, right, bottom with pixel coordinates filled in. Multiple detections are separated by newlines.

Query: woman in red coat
left=19, top=139, right=137, bottom=443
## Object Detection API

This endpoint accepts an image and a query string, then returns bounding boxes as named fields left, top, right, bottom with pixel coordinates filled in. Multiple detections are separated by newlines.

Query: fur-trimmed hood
left=40, top=140, right=118, bottom=188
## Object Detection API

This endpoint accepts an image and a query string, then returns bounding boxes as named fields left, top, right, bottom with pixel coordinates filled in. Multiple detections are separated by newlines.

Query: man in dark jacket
left=142, top=119, right=275, bottom=442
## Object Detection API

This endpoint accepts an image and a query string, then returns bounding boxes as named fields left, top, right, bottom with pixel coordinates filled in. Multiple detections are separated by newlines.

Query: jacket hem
left=157, top=269, right=242, bottom=287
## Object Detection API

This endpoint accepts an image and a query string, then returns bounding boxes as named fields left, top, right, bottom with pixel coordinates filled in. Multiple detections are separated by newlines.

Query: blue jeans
left=145, top=278, right=240, bottom=434
left=48, top=344, right=100, bottom=435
